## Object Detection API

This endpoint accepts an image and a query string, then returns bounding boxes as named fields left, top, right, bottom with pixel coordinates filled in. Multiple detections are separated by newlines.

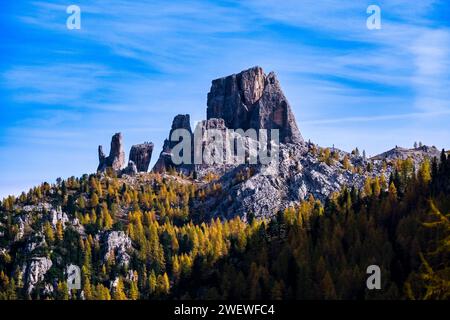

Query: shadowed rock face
left=168, top=114, right=192, bottom=148
left=207, top=66, right=303, bottom=144
left=122, top=161, right=138, bottom=176
left=129, top=143, right=154, bottom=172
left=153, top=67, right=305, bottom=173
left=98, top=133, right=126, bottom=172
left=153, top=114, right=193, bottom=173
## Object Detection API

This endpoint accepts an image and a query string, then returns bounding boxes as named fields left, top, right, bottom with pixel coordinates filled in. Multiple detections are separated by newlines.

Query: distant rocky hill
left=371, top=145, right=441, bottom=162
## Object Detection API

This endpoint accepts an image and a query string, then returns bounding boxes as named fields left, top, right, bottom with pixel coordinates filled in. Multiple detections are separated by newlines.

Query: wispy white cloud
left=1, top=0, right=449, bottom=197
left=3, top=63, right=111, bottom=106
left=411, top=29, right=450, bottom=112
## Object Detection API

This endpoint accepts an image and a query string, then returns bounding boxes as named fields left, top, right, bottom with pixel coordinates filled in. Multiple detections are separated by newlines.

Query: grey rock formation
left=372, top=145, right=440, bottom=163
left=15, top=217, right=25, bottom=241
left=153, top=114, right=193, bottom=173
left=122, top=160, right=138, bottom=176
left=25, top=257, right=52, bottom=294
left=194, top=143, right=375, bottom=219
left=129, top=142, right=154, bottom=172
left=192, top=118, right=263, bottom=175
left=207, top=66, right=303, bottom=144
left=98, top=133, right=126, bottom=172
left=21, top=202, right=52, bottom=212
left=43, top=283, right=54, bottom=295
left=194, top=142, right=444, bottom=220
left=103, top=231, right=132, bottom=267
left=51, top=207, right=69, bottom=229
left=25, top=232, right=47, bottom=254
left=171, top=114, right=192, bottom=137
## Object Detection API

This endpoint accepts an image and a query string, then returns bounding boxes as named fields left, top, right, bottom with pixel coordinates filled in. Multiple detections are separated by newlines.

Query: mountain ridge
left=92, top=66, right=445, bottom=219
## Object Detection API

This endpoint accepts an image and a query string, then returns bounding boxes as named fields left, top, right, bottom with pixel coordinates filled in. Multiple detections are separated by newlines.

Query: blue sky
left=1, top=0, right=449, bottom=198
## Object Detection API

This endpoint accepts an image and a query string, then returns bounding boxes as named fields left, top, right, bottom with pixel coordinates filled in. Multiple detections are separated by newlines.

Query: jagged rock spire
left=97, top=132, right=126, bottom=172
left=207, top=66, right=303, bottom=144
left=153, top=114, right=193, bottom=173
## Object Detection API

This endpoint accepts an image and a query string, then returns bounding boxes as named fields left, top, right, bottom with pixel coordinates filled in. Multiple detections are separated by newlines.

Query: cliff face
left=98, top=134, right=154, bottom=175
left=95, top=66, right=443, bottom=218
left=207, top=66, right=303, bottom=144
left=97, top=133, right=126, bottom=172
left=153, top=114, right=193, bottom=174
left=129, top=143, right=154, bottom=172
left=153, top=67, right=304, bottom=173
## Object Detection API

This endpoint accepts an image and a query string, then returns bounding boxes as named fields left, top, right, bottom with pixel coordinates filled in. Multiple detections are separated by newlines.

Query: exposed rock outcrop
left=194, top=143, right=371, bottom=219
left=98, top=133, right=126, bottom=172
left=24, top=257, right=52, bottom=294
left=103, top=231, right=132, bottom=267
left=372, top=145, right=441, bottom=163
left=15, top=217, right=25, bottom=241
left=122, top=160, right=138, bottom=176
left=207, top=66, right=303, bottom=144
left=51, top=207, right=69, bottom=229
left=92, top=67, right=444, bottom=220
left=153, top=114, right=193, bottom=174
left=192, top=118, right=267, bottom=175
left=25, top=232, right=47, bottom=254
left=129, top=142, right=154, bottom=172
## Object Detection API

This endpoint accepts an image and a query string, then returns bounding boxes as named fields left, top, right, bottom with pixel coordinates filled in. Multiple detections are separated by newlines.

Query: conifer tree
left=56, top=281, right=69, bottom=300
left=148, top=271, right=157, bottom=295
left=113, top=278, right=127, bottom=300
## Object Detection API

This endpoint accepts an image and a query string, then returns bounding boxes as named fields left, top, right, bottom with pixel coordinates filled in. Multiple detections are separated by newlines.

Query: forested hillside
left=0, top=151, right=449, bottom=300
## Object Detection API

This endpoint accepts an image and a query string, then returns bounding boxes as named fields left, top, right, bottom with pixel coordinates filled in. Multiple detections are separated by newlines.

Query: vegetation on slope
left=0, top=151, right=449, bottom=300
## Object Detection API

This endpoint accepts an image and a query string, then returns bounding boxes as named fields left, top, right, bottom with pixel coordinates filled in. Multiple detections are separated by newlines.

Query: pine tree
left=93, top=284, right=111, bottom=300
left=83, top=276, right=93, bottom=300
left=363, top=177, right=373, bottom=197
left=90, top=193, right=99, bottom=208
left=130, top=281, right=139, bottom=300
left=113, top=278, right=127, bottom=300
left=388, top=182, right=397, bottom=200
left=43, top=221, right=55, bottom=243
left=342, top=155, right=351, bottom=170
left=271, top=281, right=283, bottom=300
left=172, top=255, right=181, bottom=281
left=56, top=281, right=69, bottom=300
left=148, top=271, right=157, bottom=295
left=320, top=271, right=337, bottom=299
left=156, top=273, right=170, bottom=295
left=418, top=159, right=431, bottom=185
left=372, top=177, right=381, bottom=197
left=56, top=221, right=64, bottom=241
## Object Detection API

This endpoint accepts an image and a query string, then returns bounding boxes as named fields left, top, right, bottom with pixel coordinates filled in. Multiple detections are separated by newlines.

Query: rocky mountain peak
left=207, top=66, right=303, bottom=144
left=153, top=114, right=193, bottom=173
left=97, top=132, right=126, bottom=172
left=98, top=133, right=154, bottom=174
left=171, top=114, right=192, bottom=131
